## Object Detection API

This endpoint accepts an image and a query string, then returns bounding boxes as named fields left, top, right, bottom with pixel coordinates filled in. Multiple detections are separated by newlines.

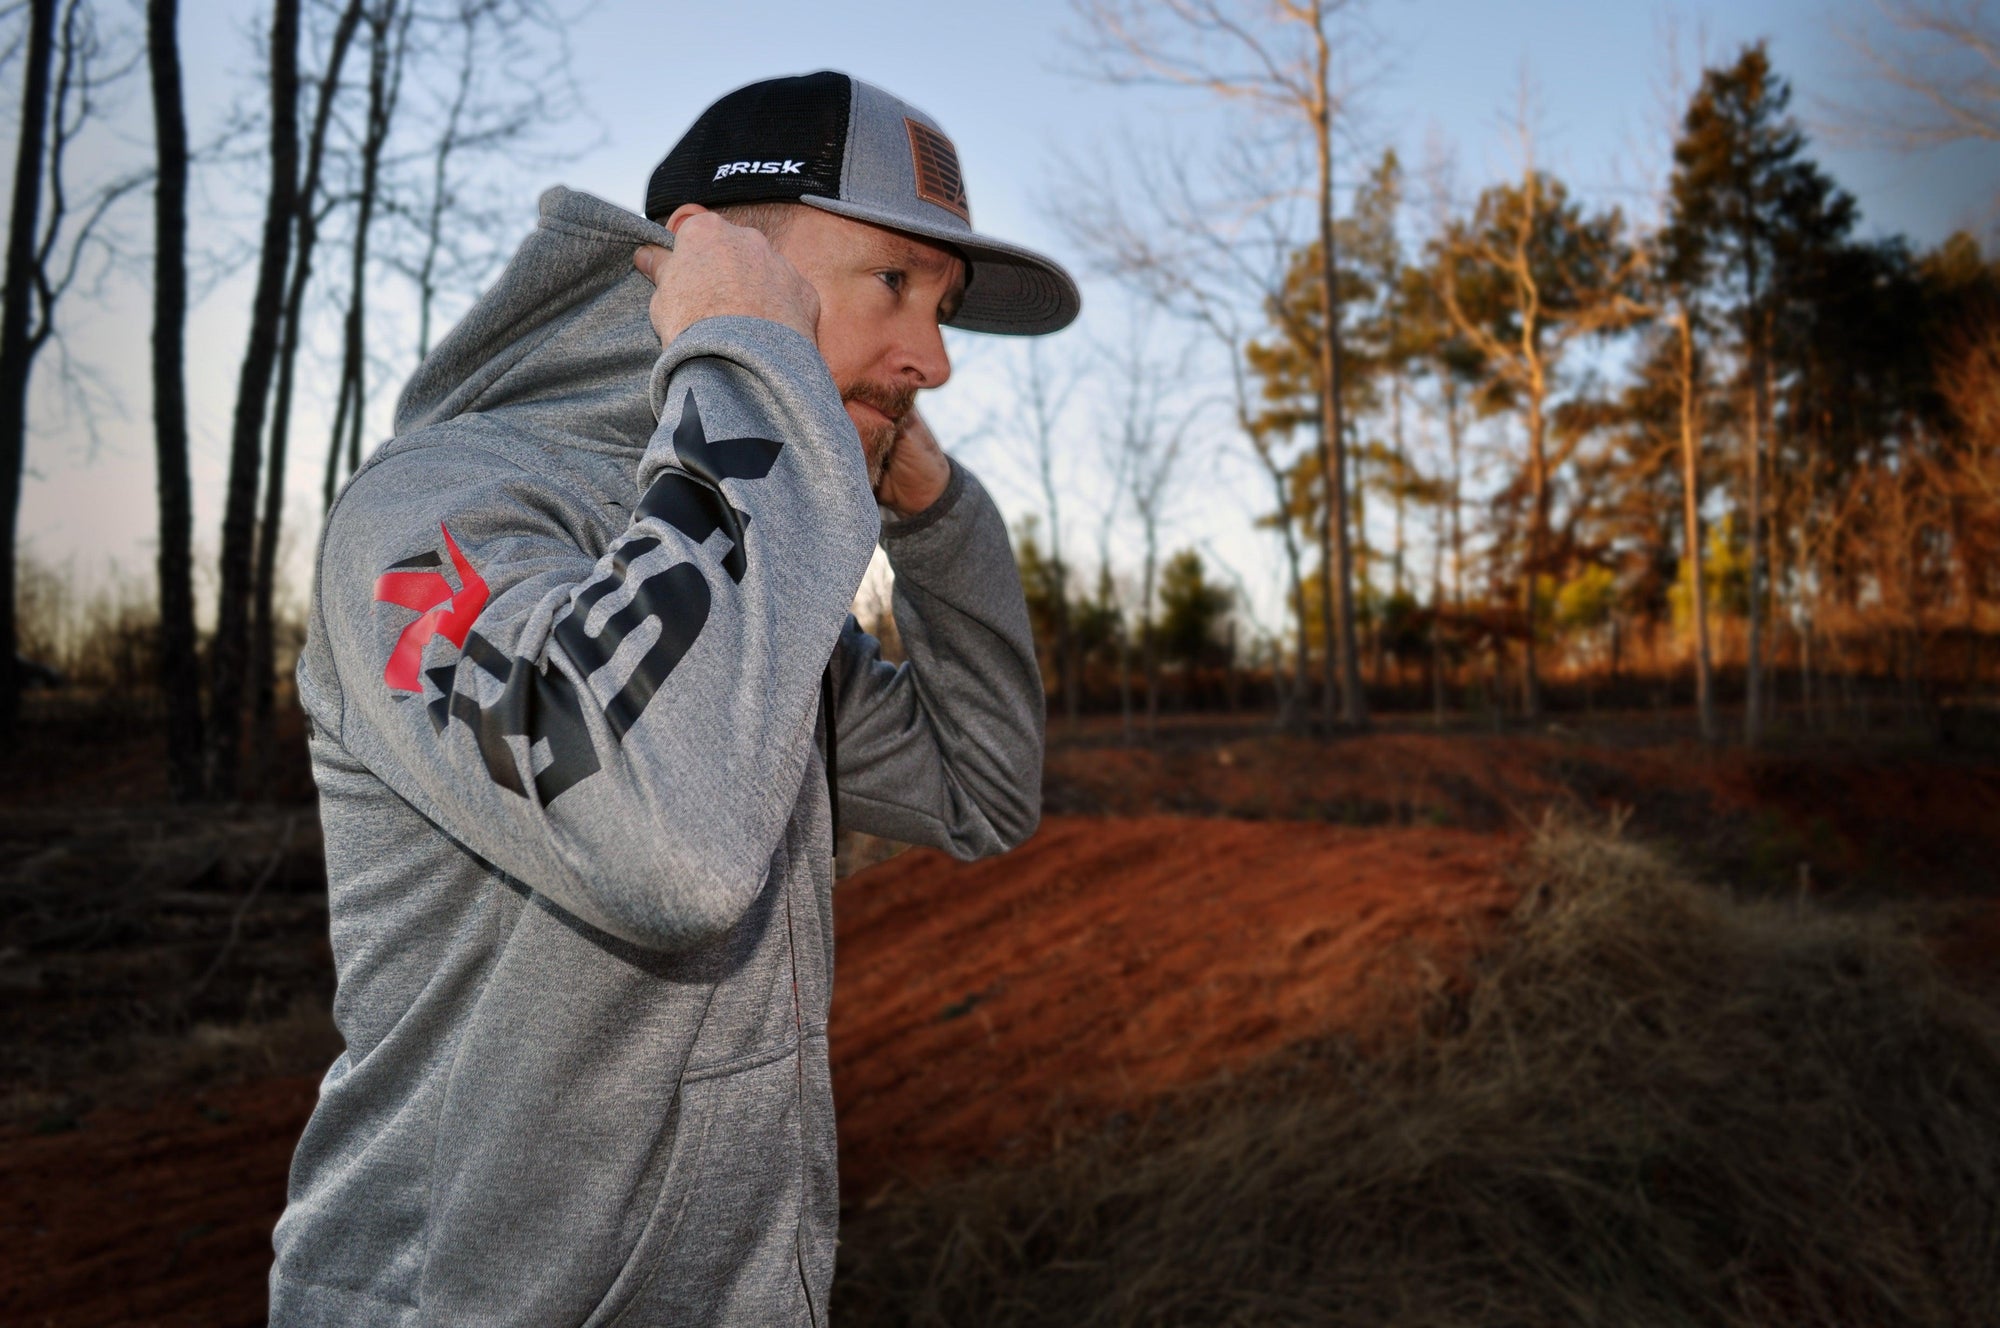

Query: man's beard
left=843, top=379, right=915, bottom=486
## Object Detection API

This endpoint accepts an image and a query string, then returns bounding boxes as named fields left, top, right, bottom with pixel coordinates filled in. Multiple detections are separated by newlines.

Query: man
left=270, top=71, right=1076, bottom=1326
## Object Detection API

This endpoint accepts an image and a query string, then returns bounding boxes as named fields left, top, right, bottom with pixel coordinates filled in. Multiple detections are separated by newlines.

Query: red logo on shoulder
left=374, top=524, right=490, bottom=692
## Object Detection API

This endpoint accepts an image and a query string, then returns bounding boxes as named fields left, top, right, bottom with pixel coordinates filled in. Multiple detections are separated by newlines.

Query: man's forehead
left=878, top=229, right=965, bottom=283
left=810, top=209, right=956, bottom=275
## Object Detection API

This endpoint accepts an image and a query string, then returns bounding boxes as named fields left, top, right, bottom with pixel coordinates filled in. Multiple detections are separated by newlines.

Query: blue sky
left=16, top=0, right=1996, bottom=632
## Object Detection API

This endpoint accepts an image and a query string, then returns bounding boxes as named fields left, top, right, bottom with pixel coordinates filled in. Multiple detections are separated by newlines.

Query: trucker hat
left=645, top=71, right=1080, bottom=337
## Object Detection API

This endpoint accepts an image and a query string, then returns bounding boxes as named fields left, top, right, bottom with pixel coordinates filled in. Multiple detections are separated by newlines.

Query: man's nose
left=899, top=319, right=951, bottom=391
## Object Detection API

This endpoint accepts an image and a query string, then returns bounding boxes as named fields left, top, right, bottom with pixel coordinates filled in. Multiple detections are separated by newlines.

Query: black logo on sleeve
left=637, top=392, right=783, bottom=583
left=385, top=392, right=784, bottom=805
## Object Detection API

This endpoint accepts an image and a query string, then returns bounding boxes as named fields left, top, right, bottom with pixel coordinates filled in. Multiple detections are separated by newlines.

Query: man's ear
left=664, top=203, right=710, bottom=234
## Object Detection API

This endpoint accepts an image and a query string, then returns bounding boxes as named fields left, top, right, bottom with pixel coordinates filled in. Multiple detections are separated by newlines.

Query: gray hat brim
left=798, top=194, right=1080, bottom=337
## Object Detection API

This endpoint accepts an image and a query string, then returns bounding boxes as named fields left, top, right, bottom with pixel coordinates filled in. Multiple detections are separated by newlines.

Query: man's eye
left=879, top=270, right=905, bottom=293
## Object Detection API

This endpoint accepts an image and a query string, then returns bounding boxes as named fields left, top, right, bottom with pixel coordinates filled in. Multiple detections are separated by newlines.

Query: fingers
left=635, top=209, right=820, bottom=346
left=633, top=244, right=670, bottom=284
left=896, top=406, right=934, bottom=446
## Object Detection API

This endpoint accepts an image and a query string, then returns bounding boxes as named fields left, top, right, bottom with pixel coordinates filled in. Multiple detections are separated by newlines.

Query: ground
left=1, top=708, right=1996, bottom=1325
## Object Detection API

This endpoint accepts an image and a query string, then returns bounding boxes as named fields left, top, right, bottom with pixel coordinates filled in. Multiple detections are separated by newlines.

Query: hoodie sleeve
left=304, top=316, right=880, bottom=952
left=827, top=459, right=1045, bottom=858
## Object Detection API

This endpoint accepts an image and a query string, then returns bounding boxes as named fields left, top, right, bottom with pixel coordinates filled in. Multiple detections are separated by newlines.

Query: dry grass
left=833, top=821, right=2000, bottom=1327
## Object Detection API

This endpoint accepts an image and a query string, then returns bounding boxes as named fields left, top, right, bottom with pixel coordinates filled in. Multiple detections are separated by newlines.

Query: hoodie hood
left=394, top=188, right=673, bottom=451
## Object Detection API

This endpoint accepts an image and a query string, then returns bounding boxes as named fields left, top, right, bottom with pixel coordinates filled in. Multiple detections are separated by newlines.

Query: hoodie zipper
left=820, top=662, right=840, bottom=847
left=786, top=664, right=837, bottom=1327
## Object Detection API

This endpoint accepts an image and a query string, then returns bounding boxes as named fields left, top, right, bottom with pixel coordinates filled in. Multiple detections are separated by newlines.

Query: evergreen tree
left=1664, top=42, right=1858, bottom=741
left=1157, top=549, right=1234, bottom=666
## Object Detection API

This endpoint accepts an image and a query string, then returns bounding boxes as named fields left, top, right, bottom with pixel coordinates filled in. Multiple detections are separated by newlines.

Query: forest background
left=4, top=0, right=1999, bottom=796
left=6, top=7, right=2000, bottom=1322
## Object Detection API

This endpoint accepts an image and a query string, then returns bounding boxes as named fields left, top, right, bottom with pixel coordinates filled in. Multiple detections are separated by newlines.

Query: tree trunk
left=1391, top=374, right=1407, bottom=598
left=209, top=0, right=301, bottom=799
left=1743, top=375, right=1765, bottom=744
left=1116, top=610, right=1132, bottom=743
left=1049, top=557, right=1076, bottom=727
left=1765, top=411, right=1786, bottom=730
left=1039, top=436, right=1077, bottom=728
left=1354, top=425, right=1376, bottom=685
left=0, top=0, right=57, bottom=742
left=1677, top=310, right=1715, bottom=743
left=1742, top=284, right=1771, bottom=744
left=322, top=0, right=398, bottom=508
left=320, top=340, right=353, bottom=508
left=1447, top=375, right=1465, bottom=612
left=1312, top=8, right=1364, bottom=729
left=147, top=0, right=205, bottom=800
left=250, top=0, right=364, bottom=786
left=1797, top=414, right=1821, bottom=731
left=1141, top=538, right=1159, bottom=739
left=1430, top=485, right=1447, bottom=725
left=1275, top=471, right=1306, bottom=730
left=1521, top=390, right=1547, bottom=718
left=414, top=6, right=477, bottom=360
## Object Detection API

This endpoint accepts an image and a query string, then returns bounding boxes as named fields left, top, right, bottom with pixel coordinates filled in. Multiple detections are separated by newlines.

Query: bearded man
left=270, top=71, right=1075, bottom=1326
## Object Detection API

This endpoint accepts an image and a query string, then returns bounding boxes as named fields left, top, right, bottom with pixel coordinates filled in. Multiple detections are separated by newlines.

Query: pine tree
left=1663, top=42, right=1857, bottom=742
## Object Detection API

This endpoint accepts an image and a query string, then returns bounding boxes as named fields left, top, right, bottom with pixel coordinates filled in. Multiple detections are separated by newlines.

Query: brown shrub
left=833, top=822, right=2000, bottom=1327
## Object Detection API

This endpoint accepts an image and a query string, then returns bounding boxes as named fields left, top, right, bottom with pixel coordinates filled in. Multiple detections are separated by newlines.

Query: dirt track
left=0, top=814, right=1511, bottom=1326
left=829, top=815, right=1512, bottom=1202
left=8, top=718, right=1998, bottom=1325
left=0, top=1075, right=318, bottom=1328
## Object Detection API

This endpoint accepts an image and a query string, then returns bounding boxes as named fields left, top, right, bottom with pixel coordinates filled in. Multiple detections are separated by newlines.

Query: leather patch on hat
left=905, top=118, right=970, bottom=221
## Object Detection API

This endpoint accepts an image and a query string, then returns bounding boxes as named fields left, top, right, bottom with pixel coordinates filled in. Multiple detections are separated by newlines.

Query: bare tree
left=1088, top=401, right=1136, bottom=739
left=248, top=0, right=575, bottom=775
left=1431, top=102, right=1645, bottom=717
left=1069, top=0, right=1374, bottom=727
left=1, top=0, right=139, bottom=738
left=3, top=0, right=61, bottom=743
left=393, top=0, right=580, bottom=361
left=317, top=0, right=575, bottom=514
left=1104, top=326, right=1198, bottom=738
left=407, top=0, right=482, bottom=360
left=1006, top=341, right=1084, bottom=725
left=248, top=0, right=367, bottom=784
left=145, top=0, right=203, bottom=798
left=208, top=0, right=301, bottom=800
left=1830, top=0, right=2000, bottom=150
left=1053, top=138, right=1314, bottom=724
left=321, top=0, right=411, bottom=508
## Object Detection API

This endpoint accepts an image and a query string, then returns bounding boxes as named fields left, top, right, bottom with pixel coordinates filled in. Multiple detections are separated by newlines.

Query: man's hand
left=633, top=208, right=819, bottom=348
left=874, top=407, right=952, bottom=518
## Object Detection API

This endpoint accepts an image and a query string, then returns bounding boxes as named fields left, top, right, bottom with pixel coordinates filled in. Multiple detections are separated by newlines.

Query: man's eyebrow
left=885, top=237, right=953, bottom=273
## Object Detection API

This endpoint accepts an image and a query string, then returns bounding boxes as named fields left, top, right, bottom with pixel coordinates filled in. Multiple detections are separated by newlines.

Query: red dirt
left=1046, top=726, right=2000, bottom=903
left=6, top=723, right=1995, bottom=1322
left=828, top=815, right=1515, bottom=1203
left=0, top=1076, right=318, bottom=1328
left=0, top=814, right=1512, bottom=1324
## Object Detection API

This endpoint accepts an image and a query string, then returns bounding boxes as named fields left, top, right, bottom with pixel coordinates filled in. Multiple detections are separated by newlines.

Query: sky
left=12, top=0, right=1997, bottom=637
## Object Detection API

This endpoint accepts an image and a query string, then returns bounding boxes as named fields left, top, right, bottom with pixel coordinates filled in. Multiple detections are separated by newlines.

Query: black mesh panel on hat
left=645, top=72, right=852, bottom=221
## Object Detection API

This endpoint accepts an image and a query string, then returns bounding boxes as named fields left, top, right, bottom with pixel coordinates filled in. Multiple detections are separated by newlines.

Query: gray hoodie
left=269, top=187, right=1043, bottom=1326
